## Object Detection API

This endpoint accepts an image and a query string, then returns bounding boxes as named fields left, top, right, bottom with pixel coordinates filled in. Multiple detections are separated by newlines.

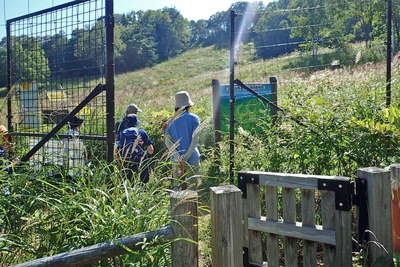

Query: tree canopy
left=0, top=0, right=394, bottom=88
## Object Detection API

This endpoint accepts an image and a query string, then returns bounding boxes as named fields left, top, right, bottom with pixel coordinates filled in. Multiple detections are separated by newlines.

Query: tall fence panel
left=7, top=0, right=114, bottom=169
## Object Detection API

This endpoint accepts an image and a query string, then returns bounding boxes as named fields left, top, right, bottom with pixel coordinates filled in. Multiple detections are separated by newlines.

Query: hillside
left=114, top=45, right=249, bottom=115
left=0, top=43, right=397, bottom=125
left=113, top=42, right=397, bottom=118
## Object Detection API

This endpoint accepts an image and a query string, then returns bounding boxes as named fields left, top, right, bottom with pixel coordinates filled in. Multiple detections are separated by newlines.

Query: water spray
left=228, top=3, right=259, bottom=183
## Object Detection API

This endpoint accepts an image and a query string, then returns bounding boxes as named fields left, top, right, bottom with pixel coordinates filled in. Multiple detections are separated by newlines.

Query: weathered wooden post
left=358, top=167, right=393, bottom=266
left=210, top=185, right=243, bottom=267
left=170, top=190, right=199, bottom=267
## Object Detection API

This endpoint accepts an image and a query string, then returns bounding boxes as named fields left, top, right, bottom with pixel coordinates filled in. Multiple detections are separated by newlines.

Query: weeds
left=0, top=161, right=172, bottom=266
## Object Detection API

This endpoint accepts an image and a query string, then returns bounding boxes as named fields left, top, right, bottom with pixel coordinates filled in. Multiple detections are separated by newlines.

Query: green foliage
left=253, top=0, right=388, bottom=59
left=347, top=0, right=386, bottom=45
left=5, top=37, right=51, bottom=84
left=0, top=162, right=172, bottom=266
left=288, top=0, right=328, bottom=52
left=254, top=1, right=300, bottom=58
left=203, top=65, right=400, bottom=180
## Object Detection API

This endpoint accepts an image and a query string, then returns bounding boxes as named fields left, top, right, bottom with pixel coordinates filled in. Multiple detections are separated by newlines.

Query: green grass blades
left=0, top=161, right=172, bottom=266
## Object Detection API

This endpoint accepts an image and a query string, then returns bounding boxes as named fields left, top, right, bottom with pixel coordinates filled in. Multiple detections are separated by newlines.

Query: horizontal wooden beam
left=248, top=217, right=336, bottom=245
left=240, top=171, right=349, bottom=190
left=13, top=226, right=174, bottom=267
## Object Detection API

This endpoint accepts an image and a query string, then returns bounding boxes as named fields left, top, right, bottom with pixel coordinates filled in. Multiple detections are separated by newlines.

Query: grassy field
left=0, top=42, right=388, bottom=122
left=2, top=42, right=400, bottom=265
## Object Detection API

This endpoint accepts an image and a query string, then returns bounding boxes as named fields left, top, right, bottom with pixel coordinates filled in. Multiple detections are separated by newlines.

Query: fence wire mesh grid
left=7, top=0, right=111, bottom=171
left=231, top=0, right=391, bottom=137
left=234, top=1, right=388, bottom=79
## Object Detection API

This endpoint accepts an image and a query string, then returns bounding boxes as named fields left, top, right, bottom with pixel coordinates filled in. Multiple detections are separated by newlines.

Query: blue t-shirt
left=118, top=127, right=152, bottom=162
left=166, top=111, right=200, bottom=164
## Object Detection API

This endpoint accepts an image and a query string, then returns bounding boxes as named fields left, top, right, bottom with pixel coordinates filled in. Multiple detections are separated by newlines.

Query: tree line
left=0, top=0, right=397, bottom=87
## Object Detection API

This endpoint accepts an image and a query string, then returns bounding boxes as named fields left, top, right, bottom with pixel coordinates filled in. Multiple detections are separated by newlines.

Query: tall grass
left=0, top=160, right=174, bottom=266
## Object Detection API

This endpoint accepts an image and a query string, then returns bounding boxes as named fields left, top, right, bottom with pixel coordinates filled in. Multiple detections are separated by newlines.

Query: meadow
left=1, top=42, right=400, bottom=266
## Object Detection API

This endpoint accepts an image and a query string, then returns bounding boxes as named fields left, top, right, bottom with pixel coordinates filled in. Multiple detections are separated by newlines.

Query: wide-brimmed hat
left=126, top=104, right=142, bottom=114
left=68, top=115, right=84, bottom=129
left=175, top=91, right=193, bottom=109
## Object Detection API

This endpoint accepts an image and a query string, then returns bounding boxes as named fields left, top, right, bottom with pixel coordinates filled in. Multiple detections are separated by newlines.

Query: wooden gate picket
left=210, top=167, right=393, bottom=267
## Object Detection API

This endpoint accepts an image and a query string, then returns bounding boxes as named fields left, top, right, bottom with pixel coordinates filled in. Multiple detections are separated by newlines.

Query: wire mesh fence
left=7, top=0, right=114, bottom=172
left=231, top=0, right=393, bottom=131
left=235, top=1, right=390, bottom=80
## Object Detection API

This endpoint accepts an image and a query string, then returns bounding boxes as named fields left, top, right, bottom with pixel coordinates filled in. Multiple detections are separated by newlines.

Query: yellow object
left=78, top=106, right=92, bottom=116
left=20, top=83, right=31, bottom=90
left=47, top=91, right=67, bottom=100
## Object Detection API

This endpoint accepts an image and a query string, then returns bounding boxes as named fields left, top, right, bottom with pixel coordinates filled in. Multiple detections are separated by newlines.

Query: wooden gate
left=210, top=167, right=394, bottom=267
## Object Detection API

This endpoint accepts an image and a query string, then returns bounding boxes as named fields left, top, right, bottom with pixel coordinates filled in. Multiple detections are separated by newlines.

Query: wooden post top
left=211, top=185, right=241, bottom=194
left=358, top=167, right=389, bottom=174
left=171, top=190, right=198, bottom=200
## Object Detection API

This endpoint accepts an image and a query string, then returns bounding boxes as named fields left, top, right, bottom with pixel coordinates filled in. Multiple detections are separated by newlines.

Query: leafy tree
left=10, top=37, right=50, bottom=83
left=189, top=20, right=209, bottom=47
left=139, top=8, right=190, bottom=61
left=288, top=0, right=330, bottom=55
left=205, top=11, right=230, bottom=47
left=346, top=0, right=386, bottom=47
left=42, top=32, right=69, bottom=78
left=118, top=22, right=158, bottom=71
left=115, top=11, right=137, bottom=27
left=254, top=0, right=301, bottom=58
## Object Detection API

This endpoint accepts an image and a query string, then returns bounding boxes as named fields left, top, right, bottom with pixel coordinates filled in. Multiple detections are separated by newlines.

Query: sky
left=0, top=0, right=270, bottom=38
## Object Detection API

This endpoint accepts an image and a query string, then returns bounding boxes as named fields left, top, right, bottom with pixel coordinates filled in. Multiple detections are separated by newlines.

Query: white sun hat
left=175, top=91, right=194, bottom=109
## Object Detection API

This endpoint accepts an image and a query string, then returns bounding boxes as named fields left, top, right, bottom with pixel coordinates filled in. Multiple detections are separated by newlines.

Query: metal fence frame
left=6, top=0, right=115, bottom=164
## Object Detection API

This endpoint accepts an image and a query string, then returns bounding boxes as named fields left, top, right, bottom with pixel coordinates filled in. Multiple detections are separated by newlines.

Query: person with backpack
left=115, top=104, right=142, bottom=148
left=117, top=114, right=154, bottom=183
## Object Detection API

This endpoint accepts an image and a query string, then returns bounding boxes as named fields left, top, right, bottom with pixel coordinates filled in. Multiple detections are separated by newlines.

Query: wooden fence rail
left=12, top=190, right=199, bottom=267
left=13, top=227, right=174, bottom=267
left=211, top=167, right=394, bottom=267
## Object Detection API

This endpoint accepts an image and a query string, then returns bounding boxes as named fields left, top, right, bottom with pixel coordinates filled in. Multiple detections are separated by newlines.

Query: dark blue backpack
left=119, top=127, right=146, bottom=162
left=117, top=115, right=138, bottom=135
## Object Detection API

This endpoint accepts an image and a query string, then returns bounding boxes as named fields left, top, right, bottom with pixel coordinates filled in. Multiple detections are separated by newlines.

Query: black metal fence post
left=105, top=0, right=115, bottom=162
left=229, top=10, right=236, bottom=184
left=6, top=22, right=12, bottom=132
left=386, top=0, right=392, bottom=107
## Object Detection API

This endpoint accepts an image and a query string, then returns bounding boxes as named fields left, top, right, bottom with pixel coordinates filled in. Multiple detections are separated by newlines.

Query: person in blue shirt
left=117, top=114, right=154, bottom=183
left=115, top=104, right=142, bottom=149
left=163, top=91, right=201, bottom=189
